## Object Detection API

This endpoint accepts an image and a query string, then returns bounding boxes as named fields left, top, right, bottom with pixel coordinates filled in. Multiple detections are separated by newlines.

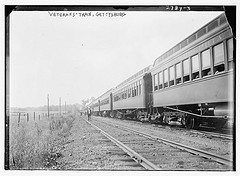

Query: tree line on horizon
left=10, top=97, right=96, bottom=112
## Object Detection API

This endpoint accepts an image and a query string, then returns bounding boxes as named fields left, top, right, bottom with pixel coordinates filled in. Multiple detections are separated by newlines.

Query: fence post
left=34, top=112, right=35, bottom=121
left=27, top=113, right=29, bottom=122
left=39, top=114, right=40, bottom=120
left=18, top=113, right=20, bottom=126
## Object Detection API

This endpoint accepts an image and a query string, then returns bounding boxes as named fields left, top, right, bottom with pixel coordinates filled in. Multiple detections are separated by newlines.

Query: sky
left=9, top=10, right=224, bottom=108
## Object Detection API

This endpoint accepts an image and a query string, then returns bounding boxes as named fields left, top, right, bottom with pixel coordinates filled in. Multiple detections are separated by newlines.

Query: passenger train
left=85, top=13, right=234, bottom=129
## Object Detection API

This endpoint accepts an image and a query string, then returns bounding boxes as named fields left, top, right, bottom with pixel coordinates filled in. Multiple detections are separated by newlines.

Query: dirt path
left=57, top=114, right=142, bottom=170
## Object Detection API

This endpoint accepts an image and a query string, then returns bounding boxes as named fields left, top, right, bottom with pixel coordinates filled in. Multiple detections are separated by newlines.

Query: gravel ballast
left=57, top=114, right=144, bottom=170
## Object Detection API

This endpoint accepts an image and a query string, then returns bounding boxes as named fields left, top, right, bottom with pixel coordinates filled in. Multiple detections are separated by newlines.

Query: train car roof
left=153, top=12, right=227, bottom=67
left=97, top=65, right=152, bottom=96
left=114, top=65, right=152, bottom=89
left=98, top=88, right=113, bottom=99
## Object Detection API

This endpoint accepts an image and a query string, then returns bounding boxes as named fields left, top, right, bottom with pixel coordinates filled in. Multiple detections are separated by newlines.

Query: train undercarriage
left=150, top=102, right=233, bottom=129
left=95, top=102, right=233, bottom=130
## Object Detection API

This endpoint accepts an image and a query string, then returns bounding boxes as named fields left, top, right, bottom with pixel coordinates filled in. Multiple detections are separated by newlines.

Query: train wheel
left=163, top=115, right=170, bottom=124
left=110, top=112, right=114, bottom=118
left=185, top=117, right=194, bottom=129
left=117, top=113, right=121, bottom=119
left=186, top=117, right=199, bottom=129
left=181, top=117, right=187, bottom=126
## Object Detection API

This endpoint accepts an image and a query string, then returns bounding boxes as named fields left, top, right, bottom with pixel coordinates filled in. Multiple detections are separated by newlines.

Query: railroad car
left=97, top=89, right=113, bottom=117
left=90, top=98, right=100, bottom=116
left=150, top=13, right=234, bottom=129
left=111, top=66, right=152, bottom=120
left=84, top=13, right=234, bottom=129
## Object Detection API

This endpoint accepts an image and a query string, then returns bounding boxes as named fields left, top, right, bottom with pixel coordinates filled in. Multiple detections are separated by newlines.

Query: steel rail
left=190, top=129, right=233, bottom=140
left=112, top=124, right=233, bottom=167
left=82, top=117, right=161, bottom=170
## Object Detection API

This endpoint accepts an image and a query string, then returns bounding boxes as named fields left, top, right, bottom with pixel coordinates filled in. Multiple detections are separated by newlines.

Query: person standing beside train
left=87, top=109, right=92, bottom=121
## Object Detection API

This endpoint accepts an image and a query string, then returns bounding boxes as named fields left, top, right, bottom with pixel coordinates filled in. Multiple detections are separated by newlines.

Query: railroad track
left=83, top=117, right=160, bottom=170
left=101, top=115, right=233, bottom=141
left=86, top=117, right=233, bottom=170
left=156, top=124, right=233, bottom=140
left=113, top=117, right=233, bottom=141
left=189, top=129, right=233, bottom=140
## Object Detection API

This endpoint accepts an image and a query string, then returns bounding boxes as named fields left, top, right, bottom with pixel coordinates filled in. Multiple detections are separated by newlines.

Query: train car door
left=110, top=93, right=113, bottom=112
left=143, top=73, right=153, bottom=114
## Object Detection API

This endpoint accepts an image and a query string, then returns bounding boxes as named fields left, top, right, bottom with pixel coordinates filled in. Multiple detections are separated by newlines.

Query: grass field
left=9, top=112, right=75, bottom=169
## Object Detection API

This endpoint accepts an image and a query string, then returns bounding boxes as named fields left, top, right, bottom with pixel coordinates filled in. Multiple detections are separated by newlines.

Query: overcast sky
left=9, top=10, right=223, bottom=108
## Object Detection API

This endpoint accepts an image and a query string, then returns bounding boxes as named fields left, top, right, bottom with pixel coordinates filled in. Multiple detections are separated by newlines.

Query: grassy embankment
left=9, top=113, right=75, bottom=169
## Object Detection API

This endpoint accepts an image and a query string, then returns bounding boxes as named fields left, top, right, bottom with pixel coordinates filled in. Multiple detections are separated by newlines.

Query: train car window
left=136, top=81, right=139, bottom=96
left=208, top=19, right=218, bottom=32
left=114, top=95, right=117, bottom=102
left=122, top=88, right=124, bottom=99
left=191, top=54, right=200, bottom=80
left=131, top=85, right=133, bottom=97
left=134, top=82, right=137, bottom=96
left=115, top=94, right=118, bottom=101
left=128, top=86, right=130, bottom=98
left=183, top=59, right=190, bottom=82
left=158, top=71, right=163, bottom=89
left=129, top=85, right=132, bottom=97
left=227, top=38, right=234, bottom=70
left=201, top=49, right=211, bottom=77
left=213, top=42, right=225, bottom=74
left=119, top=93, right=121, bottom=101
left=154, top=74, right=158, bottom=91
left=176, top=62, right=182, bottom=84
left=121, top=89, right=123, bottom=99
left=129, top=86, right=131, bottom=97
left=132, top=83, right=135, bottom=97
left=163, top=69, right=168, bottom=87
left=139, top=80, right=142, bottom=95
left=125, top=87, right=127, bottom=99
left=135, top=82, right=137, bottom=96
left=128, top=86, right=131, bottom=98
left=132, top=84, right=135, bottom=97
left=133, top=83, right=135, bottom=97
left=126, top=88, right=127, bottom=98
left=197, top=27, right=206, bottom=38
left=169, top=66, right=175, bottom=86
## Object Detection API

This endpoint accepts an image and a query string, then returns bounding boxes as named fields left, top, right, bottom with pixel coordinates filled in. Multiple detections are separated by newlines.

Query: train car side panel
left=153, top=72, right=233, bottom=107
left=113, top=95, right=145, bottom=110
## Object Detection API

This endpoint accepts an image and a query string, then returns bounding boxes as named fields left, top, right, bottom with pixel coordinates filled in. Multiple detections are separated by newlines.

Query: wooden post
left=65, top=101, right=66, bottom=114
left=39, top=114, right=40, bottom=120
left=59, top=97, right=61, bottom=115
left=27, top=113, right=29, bottom=122
left=18, top=113, right=20, bottom=126
left=47, top=94, right=50, bottom=118
left=34, top=112, right=35, bottom=121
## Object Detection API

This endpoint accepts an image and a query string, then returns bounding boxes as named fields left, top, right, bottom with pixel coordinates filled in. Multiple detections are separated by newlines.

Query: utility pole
left=47, top=94, right=50, bottom=118
left=65, top=101, right=66, bottom=114
left=59, top=97, right=61, bottom=115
